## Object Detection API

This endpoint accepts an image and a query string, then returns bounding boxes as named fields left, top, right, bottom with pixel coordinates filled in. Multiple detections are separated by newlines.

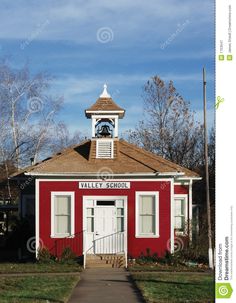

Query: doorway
left=83, top=196, right=127, bottom=254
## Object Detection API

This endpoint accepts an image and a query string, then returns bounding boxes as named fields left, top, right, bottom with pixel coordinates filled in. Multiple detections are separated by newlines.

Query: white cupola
left=85, top=84, right=125, bottom=159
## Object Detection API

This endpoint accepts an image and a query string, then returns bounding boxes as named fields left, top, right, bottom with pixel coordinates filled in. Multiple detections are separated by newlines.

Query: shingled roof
left=12, top=139, right=199, bottom=178
left=85, top=98, right=125, bottom=118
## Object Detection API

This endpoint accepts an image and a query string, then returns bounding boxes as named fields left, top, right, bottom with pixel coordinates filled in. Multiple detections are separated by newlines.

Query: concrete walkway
left=68, top=268, right=145, bottom=303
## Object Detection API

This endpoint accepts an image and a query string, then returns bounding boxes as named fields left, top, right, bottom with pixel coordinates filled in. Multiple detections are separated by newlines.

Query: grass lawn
left=0, top=275, right=79, bottom=303
left=128, top=263, right=208, bottom=272
left=0, top=262, right=82, bottom=274
left=132, top=272, right=214, bottom=303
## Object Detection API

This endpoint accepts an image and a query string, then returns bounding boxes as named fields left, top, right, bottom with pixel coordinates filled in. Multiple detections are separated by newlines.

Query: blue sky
left=0, top=0, right=215, bottom=137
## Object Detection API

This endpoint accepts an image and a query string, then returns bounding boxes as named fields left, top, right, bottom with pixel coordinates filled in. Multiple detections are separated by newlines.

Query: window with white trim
left=135, top=192, right=159, bottom=237
left=174, top=195, right=187, bottom=233
left=51, top=192, right=75, bottom=237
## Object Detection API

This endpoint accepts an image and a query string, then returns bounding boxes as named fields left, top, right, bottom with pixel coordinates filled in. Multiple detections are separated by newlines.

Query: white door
left=84, top=197, right=126, bottom=255
left=94, top=207, right=116, bottom=254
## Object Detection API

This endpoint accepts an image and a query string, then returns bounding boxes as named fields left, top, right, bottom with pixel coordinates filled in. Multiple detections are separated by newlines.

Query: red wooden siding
left=174, top=184, right=189, bottom=195
left=39, top=180, right=171, bottom=258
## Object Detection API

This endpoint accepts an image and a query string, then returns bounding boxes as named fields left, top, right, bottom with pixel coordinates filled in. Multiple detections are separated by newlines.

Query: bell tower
left=85, top=84, right=125, bottom=159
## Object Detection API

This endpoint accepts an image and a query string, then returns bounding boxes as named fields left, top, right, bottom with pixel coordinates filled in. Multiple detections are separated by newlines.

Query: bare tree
left=0, top=60, right=63, bottom=170
left=49, top=122, right=86, bottom=154
left=126, top=76, right=204, bottom=169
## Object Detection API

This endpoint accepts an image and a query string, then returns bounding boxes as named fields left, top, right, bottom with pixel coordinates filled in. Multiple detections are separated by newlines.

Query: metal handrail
left=87, top=231, right=125, bottom=254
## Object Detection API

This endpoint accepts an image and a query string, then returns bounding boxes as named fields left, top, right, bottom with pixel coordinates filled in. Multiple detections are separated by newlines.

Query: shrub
left=59, top=247, right=77, bottom=264
left=136, top=248, right=159, bottom=264
left=37, top=247, right=55, bottom=263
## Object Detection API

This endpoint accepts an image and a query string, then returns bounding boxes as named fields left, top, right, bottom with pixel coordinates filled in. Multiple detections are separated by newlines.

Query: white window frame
left=135, top=191, right=159, bottom=238
left=174, top=194, right=188, bottom=235
left=51, top=191, right=75, bottom=238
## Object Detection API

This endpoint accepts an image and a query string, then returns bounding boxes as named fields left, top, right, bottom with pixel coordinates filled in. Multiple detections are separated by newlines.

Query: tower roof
left=85, top=84, right=125, bottom=118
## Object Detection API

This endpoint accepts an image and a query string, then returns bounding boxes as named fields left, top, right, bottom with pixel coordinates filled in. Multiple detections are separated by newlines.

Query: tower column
left=114, top=117, right=118, bottom=138
left=92, top=117, right=96, bottom=138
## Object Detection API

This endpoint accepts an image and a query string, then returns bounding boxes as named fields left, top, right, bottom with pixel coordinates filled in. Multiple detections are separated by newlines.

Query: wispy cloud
left=0, top=0, right=213, bottom=46
left=0, top=0, right=214, bottom=135
left=50, top=71, right=214, bottom=105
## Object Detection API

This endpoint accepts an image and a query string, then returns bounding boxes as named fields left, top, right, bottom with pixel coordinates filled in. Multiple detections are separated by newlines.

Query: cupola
left=85, top=84, right=125, bottom=159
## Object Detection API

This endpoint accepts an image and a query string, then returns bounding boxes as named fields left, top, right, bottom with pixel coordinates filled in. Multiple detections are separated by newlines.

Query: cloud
left=49, top=71, right=214, bottom=106
left=0, top=0, right=214, bottom=46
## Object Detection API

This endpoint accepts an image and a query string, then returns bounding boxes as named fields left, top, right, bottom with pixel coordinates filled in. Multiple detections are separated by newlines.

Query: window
left=135, top=192, right=159, bottom=238
left=174, top=195, right=187, bottom=233
left=51, top=192, right=75, bottom=237
left=117, top=208, right=124, bottom=232
left=97, top=200, right=115, bottom=206
left=87, top=208, right=94, bottom=232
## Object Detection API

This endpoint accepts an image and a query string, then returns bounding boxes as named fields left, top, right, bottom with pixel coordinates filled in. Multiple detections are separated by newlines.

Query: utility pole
left=203, top=67, right=214, bottom=269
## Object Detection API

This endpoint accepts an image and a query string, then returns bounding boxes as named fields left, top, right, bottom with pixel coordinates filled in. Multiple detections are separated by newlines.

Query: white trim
left=176, top=177, right=202, bottom=181
left=50, top=191, right=75, bottom=238
left=96, top=139, right=114, bottom=159
left=174, top=182, right=190, bottom=186
left=189, top=179, right=193, bottom=240
left=86, top=111, right=124, bottom=114
left=173, top=194, right=188, bottom=235
left=35, top=179, right=40, bottom=258
left=83, top=195, right=128, bottom=265
left=114, top=116, right=118, bottom=137
left=135, top=191, right=159, bottom=238
left=25, top=172, right=159, bottom=177
left=24, top=172, right=195, bottom=178
left=92, top=117, right=96, bottom=138
left=158, top=172, right=184, bottom=176
left=34, top=178, right=172, bottom=182
left=170, top=179, right=174, bottom=253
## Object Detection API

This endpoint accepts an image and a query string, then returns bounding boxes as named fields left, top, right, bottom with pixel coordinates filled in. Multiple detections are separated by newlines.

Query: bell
left=98, top=124, right=111, bottom=137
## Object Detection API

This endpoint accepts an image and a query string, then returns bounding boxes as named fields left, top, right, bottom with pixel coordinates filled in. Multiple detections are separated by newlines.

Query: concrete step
left=86, top=263, right=114, bottom=268
left=86, top=254, right=125, bottom=268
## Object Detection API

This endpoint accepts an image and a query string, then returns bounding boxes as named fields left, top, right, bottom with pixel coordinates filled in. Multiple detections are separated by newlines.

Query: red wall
left=174, top=184, right=189, bottom=195
left=39, top=180, right=171, bottom=258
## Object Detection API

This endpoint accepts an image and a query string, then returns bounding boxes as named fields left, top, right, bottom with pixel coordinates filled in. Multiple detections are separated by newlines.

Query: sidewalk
left=68, top=268, right=145, bottom=303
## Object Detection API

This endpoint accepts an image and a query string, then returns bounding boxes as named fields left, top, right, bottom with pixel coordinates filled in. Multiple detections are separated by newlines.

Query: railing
left=49, top=230, right=84, bottom=258
left=94, top=231, right=124, bottom=254
left=84, top=231, right=127, bottom=268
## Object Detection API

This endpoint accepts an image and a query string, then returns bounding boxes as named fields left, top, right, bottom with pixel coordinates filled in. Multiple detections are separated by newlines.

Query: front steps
left=86, top=254, right=125, bottom=268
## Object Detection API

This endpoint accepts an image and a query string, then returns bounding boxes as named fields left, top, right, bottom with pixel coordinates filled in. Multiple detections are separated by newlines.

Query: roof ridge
left=119, top=139, right=198, bottom=176
left=119, top=140, right=180, bottom=171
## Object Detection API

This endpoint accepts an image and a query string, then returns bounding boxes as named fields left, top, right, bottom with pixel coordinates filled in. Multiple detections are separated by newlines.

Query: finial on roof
left=100, top=83, right=111, bottom=98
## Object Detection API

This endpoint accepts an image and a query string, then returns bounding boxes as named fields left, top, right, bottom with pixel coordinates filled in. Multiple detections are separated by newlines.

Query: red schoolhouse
left=14, top=85, right=200, bottom=267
